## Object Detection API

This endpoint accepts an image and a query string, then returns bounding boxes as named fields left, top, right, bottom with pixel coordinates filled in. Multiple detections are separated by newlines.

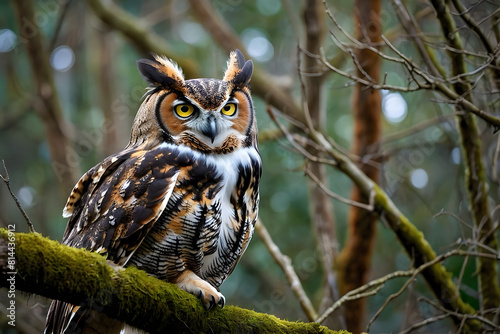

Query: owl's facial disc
left=193, top=108, right=239, bottom=147
left=171, top=96, right=240, bottom=147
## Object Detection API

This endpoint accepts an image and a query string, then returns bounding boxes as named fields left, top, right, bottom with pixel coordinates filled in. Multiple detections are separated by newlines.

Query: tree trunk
left=336, top=1, right=382, bottom=332
left=302, top=0, right=341, bottom=328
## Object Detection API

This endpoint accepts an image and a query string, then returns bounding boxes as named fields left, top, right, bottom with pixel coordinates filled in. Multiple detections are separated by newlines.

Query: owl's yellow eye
left=174, top=104, right=195, bottom=118
left=221, top=103, right=237, bottom=116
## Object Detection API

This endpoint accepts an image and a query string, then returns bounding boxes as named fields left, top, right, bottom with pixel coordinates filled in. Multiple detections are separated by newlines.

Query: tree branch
left=320, top=2, right=500, bottom=129
left=0, top=229, right=342, bottom=334
left=85, top=0, right=198, bottom=78
left=270, top=106, right=483, bottom=331
left=85, top=0, right=304, bottom=124
left=430, top=0, right=500, bottom=320
left=255, top=219, right=318, bottom=321
left=391, top=0, right=447, bottom=78
left=317, top=248, right=499, bottom=331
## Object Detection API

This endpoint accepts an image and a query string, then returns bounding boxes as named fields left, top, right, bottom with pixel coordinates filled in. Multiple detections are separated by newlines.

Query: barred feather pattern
left=45, top=143, right=261, bottom=333
left=127, top=143, right=261, bottom=288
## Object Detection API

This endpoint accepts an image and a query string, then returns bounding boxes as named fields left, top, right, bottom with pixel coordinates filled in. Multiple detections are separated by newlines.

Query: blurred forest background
left=1, top=0, right=499, bottom=333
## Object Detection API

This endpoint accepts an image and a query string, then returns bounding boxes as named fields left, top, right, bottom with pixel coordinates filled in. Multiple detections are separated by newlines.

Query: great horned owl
left=45, top=50, right=261, bottom=333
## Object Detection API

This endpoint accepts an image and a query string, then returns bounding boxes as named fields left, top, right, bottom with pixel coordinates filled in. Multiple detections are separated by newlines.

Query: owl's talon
left=207, top=295, right=216, bottom=310
left=175, top=270, right=225, bottom=310
left=218, top=295, right=225, bottom=308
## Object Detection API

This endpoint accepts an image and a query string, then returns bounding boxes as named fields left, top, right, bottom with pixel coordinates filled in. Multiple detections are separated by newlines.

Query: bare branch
left=399, top=314, right=452, bottom=334
left=317, top=248, right=498, bottom=328
left=417, top=297, right=500, bottom=332
left=254, top=220, right=318, bottom=321
left=304, top=167, right=375, bottom=211
left=267, top=107, right=337, bottom=167
left=1, top=160, right=35, bottom=233
left=391, top=0, right=447, bottom=78
left=319, top=32, right=500, bottom=128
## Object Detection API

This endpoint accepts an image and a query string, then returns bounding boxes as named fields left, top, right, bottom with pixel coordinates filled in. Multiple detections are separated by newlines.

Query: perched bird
left=45, top=49, right=261, bottom=333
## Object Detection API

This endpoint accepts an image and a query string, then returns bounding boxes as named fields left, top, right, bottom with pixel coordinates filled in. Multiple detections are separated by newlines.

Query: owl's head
left=131, top=50, right=256, bottom=154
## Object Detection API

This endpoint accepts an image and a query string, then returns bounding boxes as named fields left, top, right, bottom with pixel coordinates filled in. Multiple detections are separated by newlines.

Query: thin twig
left=316, top=248, right=499, bottom=326
left=316, top=269, right=413, bottom=324
left=49, top=0, right=72, bottom=51
left=0, top=160, right=35, bottom=233
left=267, top=106, right=337, bottom=167
left=319, top=34, right=500, bottom=128
left=305, top=167, right=375, bottom=211
left=419, top=297, right=500, bottom=331
left=492, top=134, right=500, bottom=183
left=399, top=313, right=452, bottom=334
left=322, top=0, right=364, bottom=48
left=255, top=219, right=318, bottom=321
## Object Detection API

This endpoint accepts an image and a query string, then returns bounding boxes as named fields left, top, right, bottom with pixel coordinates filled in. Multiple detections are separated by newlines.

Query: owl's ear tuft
left=137, top=55, right=185, bottom=90
left=223, top=49, right=253, bottom=88
left=233, top=60, right=253, bottom=88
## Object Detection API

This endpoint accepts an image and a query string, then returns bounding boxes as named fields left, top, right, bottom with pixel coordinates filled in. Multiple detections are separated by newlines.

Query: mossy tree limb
left=0, top=229, right=341, bottom=334
left=272, top=110, right=482, bottom=331
left=295, top=127, right=483, bottom=332
left=429, top=0, right=500, bottom=320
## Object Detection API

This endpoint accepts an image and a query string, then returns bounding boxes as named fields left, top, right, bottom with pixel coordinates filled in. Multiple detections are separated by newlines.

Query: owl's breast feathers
left=62, top=143, right=261, bottom=284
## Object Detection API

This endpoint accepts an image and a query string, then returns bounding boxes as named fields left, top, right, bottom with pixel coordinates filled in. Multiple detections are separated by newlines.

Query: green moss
left=370, top=186, right=482, bottom=332
left=0, top=229, right=344, bottom=333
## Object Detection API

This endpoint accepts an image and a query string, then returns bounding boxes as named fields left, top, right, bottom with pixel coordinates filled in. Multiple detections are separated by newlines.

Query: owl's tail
left=44, top=300, right=129, bottom=334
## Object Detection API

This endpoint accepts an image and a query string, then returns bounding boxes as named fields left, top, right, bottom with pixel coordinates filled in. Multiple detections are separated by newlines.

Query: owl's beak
left=201, top=116, right=217, bottom=144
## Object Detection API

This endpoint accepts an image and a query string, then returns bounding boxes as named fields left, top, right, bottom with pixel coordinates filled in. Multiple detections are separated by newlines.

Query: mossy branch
left=319, top=139, right=483, bottom=333
left=429, top=0, right=500, bottom=318
left=270, top=113, right=482, bottom=332
left=322, top=138, right=484, bottom=333
left=0, top=229, right=342, bottom=334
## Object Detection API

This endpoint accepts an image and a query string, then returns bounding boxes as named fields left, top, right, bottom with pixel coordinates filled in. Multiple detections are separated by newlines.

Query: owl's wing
left=46, top=144, right=183, bottom=334
left=62, top=144, right=181, bottom=265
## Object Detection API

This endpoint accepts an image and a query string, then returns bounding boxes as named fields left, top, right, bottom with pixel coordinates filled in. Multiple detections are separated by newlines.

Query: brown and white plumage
left=45, top=50, right=261, bottom=333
